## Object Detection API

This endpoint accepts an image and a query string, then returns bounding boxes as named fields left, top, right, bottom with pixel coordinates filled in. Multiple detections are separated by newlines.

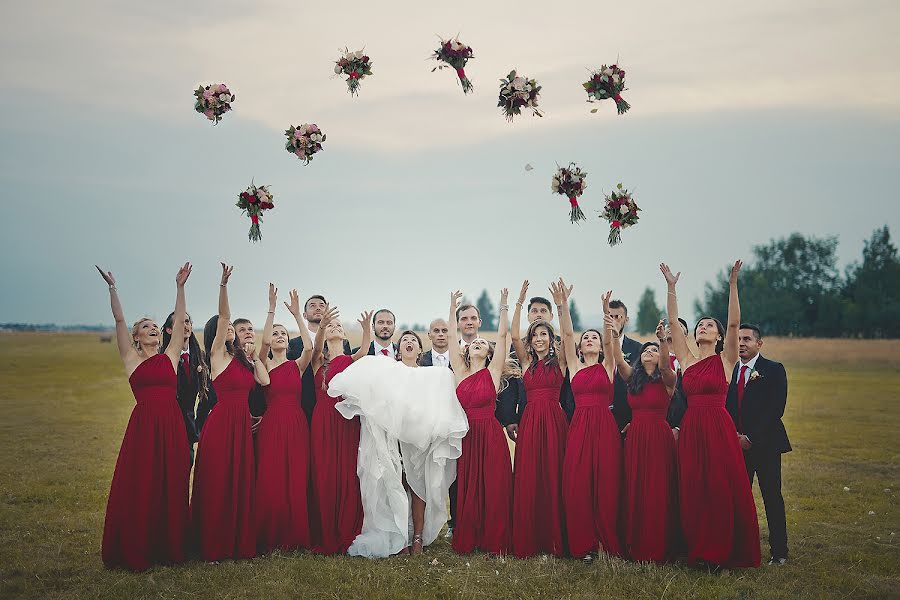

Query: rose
left=203, top=109, right=214, bottom=119
left=218, top=93, right=228, bottom=102
left=247, top=194, right=258, bottom=204
left=612, top=220, right=621, bottom=228
left=334, top=64, right=342, bottom=74
left=619, top=205, right=628, bottom=215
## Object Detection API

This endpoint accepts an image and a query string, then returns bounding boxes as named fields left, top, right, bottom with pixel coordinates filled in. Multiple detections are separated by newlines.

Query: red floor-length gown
left=452, top=368, right=513, bottom=555
left=191, top=357, right=257, bottom=561
left=309, top=355, right=363, bottom=554
left=562, top=363, right=623, bottom=558
left=511, top=360, right=567, bottom=558
left=623, top=379, right=679, bottom=562
left=102, top=353, right=190, bottom=571
left=679, top=354, right=761, bottom=567
left=254, top=360, right=311, bottom=552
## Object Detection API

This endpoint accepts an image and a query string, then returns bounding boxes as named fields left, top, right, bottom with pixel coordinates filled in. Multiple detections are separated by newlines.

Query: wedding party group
left=95, top=259, right=791, bottom=574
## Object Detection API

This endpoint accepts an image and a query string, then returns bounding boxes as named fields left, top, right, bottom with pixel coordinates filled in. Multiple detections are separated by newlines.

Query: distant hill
left=0, top=323, right=113, bottom=333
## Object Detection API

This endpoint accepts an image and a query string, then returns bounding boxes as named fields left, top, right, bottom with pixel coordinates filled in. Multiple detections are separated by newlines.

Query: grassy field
left=0, top=333, right=898, bottom=599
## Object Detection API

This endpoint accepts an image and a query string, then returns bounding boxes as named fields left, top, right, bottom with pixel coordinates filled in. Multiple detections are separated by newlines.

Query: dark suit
left=419, top=348, right=457, bottom=528
left=353, top=341, right=400, bottom=356
left=725, top=354, right=791, bottom=559
left=287, top=335, right=352, bottom=425
left=611, top=335, right=644, bottom=430
left=175, top=355, right=201, bottom=446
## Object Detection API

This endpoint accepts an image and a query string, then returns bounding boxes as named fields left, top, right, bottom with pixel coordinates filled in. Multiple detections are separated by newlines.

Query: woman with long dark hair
left=96, top=262, right=192, bottom=571
left=607, top=317, right=679, bottom=563
left=661, top=261, right=760, bottom=569
left=191, top=263, right=271, bottom=562
left=509, top=279, right=568, bottom=558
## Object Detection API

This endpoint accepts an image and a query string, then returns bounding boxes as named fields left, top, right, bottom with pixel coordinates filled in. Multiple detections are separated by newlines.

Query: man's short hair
left=608, top=299, right=628, bottom=315
left=373, top=309, right=396, bottom=326
left=304, top=294, right=326, bottom=312
left=528, top=297, right=553, bottom=312
left=456, top=304, right=480, bottom=320
left=232, top=318, right=252, bottom=327
left=740, top=323, right=763, bottom=340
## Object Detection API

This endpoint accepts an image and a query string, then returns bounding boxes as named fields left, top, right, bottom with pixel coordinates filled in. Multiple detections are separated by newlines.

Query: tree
left=569, top=299, right=583, bottom=330
left=635, top=287, right=663, bottom=334
left=476, top=289, right=496, bottom=331
left=843, top=226, right=900, bottom=338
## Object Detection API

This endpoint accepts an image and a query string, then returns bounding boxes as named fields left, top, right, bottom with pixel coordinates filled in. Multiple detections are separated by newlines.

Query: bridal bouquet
left=584, top=64, right=630, bottom=115
left=285, top=123, right=325, bottom=164
left=551, top=163, right=588, bottom=224
left=194, top=83, right=235, bottom=124
left=600, top=183, right=640, bottom=245
left=236, top=183, right=274, bottom=243
left=334, top=48, right=373, bottom=96
left=498, top=70, right=542, bottom=121
left=431, top=37, right=474, bottom=94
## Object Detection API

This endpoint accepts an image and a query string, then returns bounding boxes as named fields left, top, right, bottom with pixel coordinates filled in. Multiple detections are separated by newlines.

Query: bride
left=327, top=328, right=469, bottom=558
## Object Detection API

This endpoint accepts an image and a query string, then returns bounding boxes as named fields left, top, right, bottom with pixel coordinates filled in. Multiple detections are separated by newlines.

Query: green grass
left=0, top=333, right=898, bottom=599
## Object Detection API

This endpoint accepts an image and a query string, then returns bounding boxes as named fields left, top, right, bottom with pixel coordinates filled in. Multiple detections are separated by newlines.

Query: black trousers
left=448, top=480, right=457, bottom=529
left=744, top=447, right=788, bottom=559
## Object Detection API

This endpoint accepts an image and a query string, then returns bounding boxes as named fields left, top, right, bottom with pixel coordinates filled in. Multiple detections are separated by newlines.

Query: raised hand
left=320, top=304, right=340, bottom=327
left=357, top=310, right=374, bottom=332
left=220, top=262, right=234, bottom=286
left=175, top=262, right=192, bottom=287
left=660, top=263, right=680, bottom=287
left=450, top=290, right=463, bottom=311
left=242, top=341, right=256, bottom=359
left=267, top=282, right=278, bottom=311
left=729, top=260, right=743, bottom=285
left=95, top=265, right=116, bottom=287
left=656, top=319, right=666, bottom=341
left=604, top=314, right=620, bottom=338
left=499, top=288, right=509, bottom=305
left=601, top=290, right=613, bottom=314
left=549, top=280, right=565, bottom=306
left=516, top=280, right=530, bottom=305
left=284, top=289, right=302, bottom=317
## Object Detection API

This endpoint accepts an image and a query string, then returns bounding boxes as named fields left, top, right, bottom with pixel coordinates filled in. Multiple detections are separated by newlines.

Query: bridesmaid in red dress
left=510, top=280, right=568, bottom=558
left=192, top=263, right=271, bottom=562
left=446, top=289, right=519, bottom=555
left=608, top=317, right=679, bottom=563
left=556, top=283, right=623, bottom=559
left=253, top=286, right=320, bottom=553
left=96, top=262, right=192, bottom=571
left=308, top=305, right=372, bottom=554
left=661, top=260, right=761, bottom=569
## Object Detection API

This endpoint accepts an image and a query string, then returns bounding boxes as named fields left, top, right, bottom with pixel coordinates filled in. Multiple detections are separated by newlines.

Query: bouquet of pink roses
left=285, top=123, right=325, bottom=165
left=551, top=163, right=588, bottom=224
left=584, top=64, right=630, bottom=115
left=334, top=48, right=373, bottom=96
left=600, top=183, right=640, bottom=245
left=236, top=183, right=274, bottom=243
left=194, top=83, right=235, bottom=124
left=498, top=70, right=542, bottom=121
left=431, top=37, right=474, bottom=94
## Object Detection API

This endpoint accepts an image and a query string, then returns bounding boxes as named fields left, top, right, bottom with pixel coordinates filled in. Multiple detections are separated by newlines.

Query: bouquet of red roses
left=600, top=183, right=640, bottom=245
left=194, top=83, right=235, bottom=124
left=498, top=70, right=542, bottom=121
left=285, top=123, right=325, bottom=164
left=551, top=163, right=588, bottom=224
left=236, top=183, right=274, bottom=243
left=431, top=37, right=474, bottom=94
left=334, top=48, right=373, bottom=96
left=584, top=64, right=630, bottom=115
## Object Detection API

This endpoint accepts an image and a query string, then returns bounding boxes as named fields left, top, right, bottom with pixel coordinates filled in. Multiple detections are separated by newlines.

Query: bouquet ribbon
left=569, top=197, right=579, bottom=207
left=456, top=68, right=466, bottom=80
left=251, top=215, right=259, bottom=225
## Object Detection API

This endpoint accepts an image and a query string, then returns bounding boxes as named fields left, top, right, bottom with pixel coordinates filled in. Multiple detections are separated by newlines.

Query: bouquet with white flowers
left=285, top=123, right=325, bottom=165
left=335, top=48, right=373, bottom=96
left=194, top=83, right=235, bottom=124
left=498, top=70, right=542, bottom=121
left=584, top=64, right=630, bottom=115
left=431, top=37, right=474, bottom=94
left=236, top=182, right=275, bottom=243
left=551, top=163, right=588, bottom=224
left=600, top=183, right=640, bottom=245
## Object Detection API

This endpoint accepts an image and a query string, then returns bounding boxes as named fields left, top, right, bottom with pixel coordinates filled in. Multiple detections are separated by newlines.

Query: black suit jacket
left=725, top=355, right=791, bottom=453
left=287, top=335, right=352, bottom=424
left=175, top=358, right=201, bottom=444
left=611, top=335, right=644, bottom=429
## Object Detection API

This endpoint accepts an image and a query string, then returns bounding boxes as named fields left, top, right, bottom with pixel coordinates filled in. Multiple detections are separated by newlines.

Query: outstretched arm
left=511, top=280, right=529, bottom=369
left=284, top=289, right=314, bottom=371
left=447, top=291, right=466, bottom=374
left=553, top=279, right=578, bottom=376
left=96, top=266, right=136, bottom=364
left=722, top=260, right=742, bottom=378
left=260, top=283, right=277, bottom=368
left=210, top=263, right=233, bottom=375
left=487, top=289, right=510, bottom=388
left=660, top=263, right=694, bottom=370
left=352, top=310, right=374, bottom=362
left=656, top=320, right=677, bottom=393
left=164, top=263, right=192, bottom=366
left=311, top=305, right=339, bottom=369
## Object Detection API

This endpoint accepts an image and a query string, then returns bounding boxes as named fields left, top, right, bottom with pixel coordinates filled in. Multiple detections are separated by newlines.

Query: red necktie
left=181, top=353, right=190, bottom=375
left=736, top=365, right=748, bottom=432
left=381, top=348, right=389, bottom=356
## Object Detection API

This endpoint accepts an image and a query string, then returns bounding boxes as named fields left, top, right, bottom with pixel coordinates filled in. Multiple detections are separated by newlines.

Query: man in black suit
left=287, top=294, right=351, bottom=424
left=420, top=318, right=451, bottom=367
left=726, top=323, right=791, bottom=566
left=162, top=311, right=204, bottom=464
left=665, top=318, right=690, bottom=430
left=607, top=299, right=644, bottom=431
left=353, top=309, right=398, bottom=357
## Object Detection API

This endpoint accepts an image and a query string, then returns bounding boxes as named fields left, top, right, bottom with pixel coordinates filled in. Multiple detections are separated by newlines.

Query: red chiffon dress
left=452, top=368, right=513, bottom=555
left=102, top=353, right=190, bottom=571
left=562, top=363, right=623, bottom=558
left=511, top=360, right=567, bottom=558
left=254, top=360, right=311, bottom=553
left=191, top=357, right=257, bottom=561
left=623, top=379, right=678, bottom=562
left=309, top=355, right=363, bottom=554
left=679, top=354, right=761, bottom=568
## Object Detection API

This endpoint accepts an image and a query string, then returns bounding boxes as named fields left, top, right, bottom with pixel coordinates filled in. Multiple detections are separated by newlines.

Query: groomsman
left=726, top=323, right=791, bottom=565
left=420, top=319, right=451, bottom=367
left=287, top=294, right=351, bottom=424
left=354, top=309, right=399, bottom=357
left=666, top=318, right=690, bottom=430
left=607, top=299, right=644, bottom=431
left=162, top=311, right=203, bottom=463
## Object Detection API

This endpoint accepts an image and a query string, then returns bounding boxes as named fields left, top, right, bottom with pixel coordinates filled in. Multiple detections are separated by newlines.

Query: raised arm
left=96, top=266, right=136, bottom=365
left=656, top=319, right=677, bottom=392
left=721, top=260, right=742, bottom=376
left=352, top=310, right=374, bottom=362
left=259, top=283, right=277, bottom=368
left=246, top=340, right=270, bottom=386
left=447, top=291, right=466, bottom=374
left=605, top=314, right=633, bottom=380
left=552, top=279, right=579, bottom=376
left=284, top=289, right=314, bottom=371
left=487, top=288, right=511, bottom=387
left=211, top=263, right=234, bottom=372
left=311, top=305, right=339, bottom=370
left=511, top=280, right=529, bottom=368
left=660, top=263, right=694, bottom=370
left=164, top=263, right=193, bottom=366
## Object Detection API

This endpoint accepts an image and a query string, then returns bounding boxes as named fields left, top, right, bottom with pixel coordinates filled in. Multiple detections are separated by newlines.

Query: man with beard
left=354, top=309, right=399, bottom=357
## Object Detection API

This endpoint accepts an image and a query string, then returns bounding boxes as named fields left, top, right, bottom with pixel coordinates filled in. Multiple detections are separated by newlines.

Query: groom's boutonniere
left=748, top=370, right=763, bottom=383
left=623, top=352, right=632, bottom=362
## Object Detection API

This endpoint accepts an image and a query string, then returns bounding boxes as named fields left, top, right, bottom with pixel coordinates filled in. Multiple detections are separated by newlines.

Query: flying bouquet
left=584, top=64, right=629, bottom=115
left=498, top=70, right=542, bottom=121
left=194, top=83, right=235, bottom=124
left=600, top=183, right=640, bottom=246
left=285, top=123, right=325, bottom=164
left=236, top=183, right=274, bottom=243
left=551, top=163, right=588, bottom=224
left=334, top=48, right=373, bottom=96
left=431, top=37, right=474, bottom=94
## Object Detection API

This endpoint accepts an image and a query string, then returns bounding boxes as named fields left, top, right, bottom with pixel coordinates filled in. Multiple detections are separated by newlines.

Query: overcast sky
left=1, top=0, right=899, bottom=331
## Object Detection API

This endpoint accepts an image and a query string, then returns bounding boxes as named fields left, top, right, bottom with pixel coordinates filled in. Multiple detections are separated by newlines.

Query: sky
left=1, top=0, right=899, bottom=332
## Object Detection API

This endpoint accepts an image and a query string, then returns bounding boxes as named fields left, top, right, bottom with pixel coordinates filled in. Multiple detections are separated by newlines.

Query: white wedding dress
left=328, top=355, right=469, bottom=558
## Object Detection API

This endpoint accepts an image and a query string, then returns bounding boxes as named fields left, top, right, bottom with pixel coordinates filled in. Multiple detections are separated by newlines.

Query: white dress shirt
left=738, top=352, right=760, bottom=385
left=374, top=340, right=395, bottom=359
left=431, top=349, right=451, bottom=367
